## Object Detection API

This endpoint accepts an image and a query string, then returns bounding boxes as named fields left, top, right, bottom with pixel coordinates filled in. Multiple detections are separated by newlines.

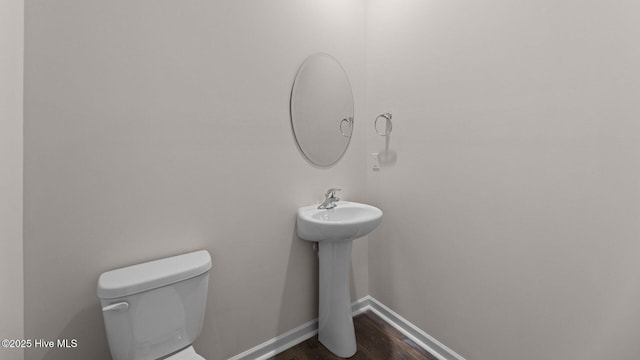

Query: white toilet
left=97, top=250, right=211, bottom=360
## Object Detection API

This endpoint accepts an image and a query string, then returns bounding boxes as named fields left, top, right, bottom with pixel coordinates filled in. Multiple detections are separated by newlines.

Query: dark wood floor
left=268, top=311, right=438, bottom=360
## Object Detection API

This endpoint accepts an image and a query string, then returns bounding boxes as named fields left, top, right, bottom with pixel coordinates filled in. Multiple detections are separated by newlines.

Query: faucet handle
left=325, top=188, right=342, bottom=197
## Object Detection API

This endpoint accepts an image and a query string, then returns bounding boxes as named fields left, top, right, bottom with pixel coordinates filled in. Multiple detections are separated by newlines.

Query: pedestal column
left=317, top=240, right=356, bottom=358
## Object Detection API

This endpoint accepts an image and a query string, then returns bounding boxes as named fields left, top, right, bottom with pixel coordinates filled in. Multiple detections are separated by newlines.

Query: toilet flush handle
left=102, top=301, right=129, bottom=312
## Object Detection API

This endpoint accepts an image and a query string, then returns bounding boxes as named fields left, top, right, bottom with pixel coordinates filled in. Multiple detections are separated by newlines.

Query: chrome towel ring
left=340, top=116, right=354, bottom=137
left=375, top=112, right=392, bottom=136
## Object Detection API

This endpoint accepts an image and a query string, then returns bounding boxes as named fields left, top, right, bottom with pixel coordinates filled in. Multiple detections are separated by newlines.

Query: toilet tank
left=97, top=250, right=211, bottom=360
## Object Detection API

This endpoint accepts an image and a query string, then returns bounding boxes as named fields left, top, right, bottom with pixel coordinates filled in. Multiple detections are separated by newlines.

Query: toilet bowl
left=97, top=250, right=211, bottom=360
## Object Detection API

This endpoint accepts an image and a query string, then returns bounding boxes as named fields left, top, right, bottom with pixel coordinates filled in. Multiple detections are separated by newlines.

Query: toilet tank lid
left=97, top=250, right=211, bottom=299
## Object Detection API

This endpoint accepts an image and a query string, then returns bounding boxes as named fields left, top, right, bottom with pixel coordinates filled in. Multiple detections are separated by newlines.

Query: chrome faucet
left=318, top=188, right=341, bottom=209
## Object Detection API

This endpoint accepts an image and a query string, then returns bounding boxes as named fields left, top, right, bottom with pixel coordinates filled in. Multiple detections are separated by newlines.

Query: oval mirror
left=290, top=53, right=354, bottom=167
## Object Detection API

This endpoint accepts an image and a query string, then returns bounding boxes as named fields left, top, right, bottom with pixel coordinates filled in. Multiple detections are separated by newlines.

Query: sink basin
left=296, top=200, right=383, bottom=358
left=296, top=201, right=383, bottom=242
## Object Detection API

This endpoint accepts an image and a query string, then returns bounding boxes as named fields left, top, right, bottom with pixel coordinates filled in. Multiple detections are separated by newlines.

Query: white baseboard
left=363, top=296, right=466, bottom=360
left=228, top=296, right=465, bottom=360
left=226, top=317, right=318, bottom=360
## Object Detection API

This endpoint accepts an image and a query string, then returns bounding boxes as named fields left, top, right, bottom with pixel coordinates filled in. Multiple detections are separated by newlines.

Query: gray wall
left=0, top=0, right=24, bottom=358
left=23, top=1, right=367, bottom=359
left=366, top=1, right=640, bottom=359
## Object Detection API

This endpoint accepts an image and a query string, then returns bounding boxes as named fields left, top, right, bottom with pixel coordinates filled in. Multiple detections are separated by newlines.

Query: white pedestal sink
left=296, top=201, right=383, bottom=358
